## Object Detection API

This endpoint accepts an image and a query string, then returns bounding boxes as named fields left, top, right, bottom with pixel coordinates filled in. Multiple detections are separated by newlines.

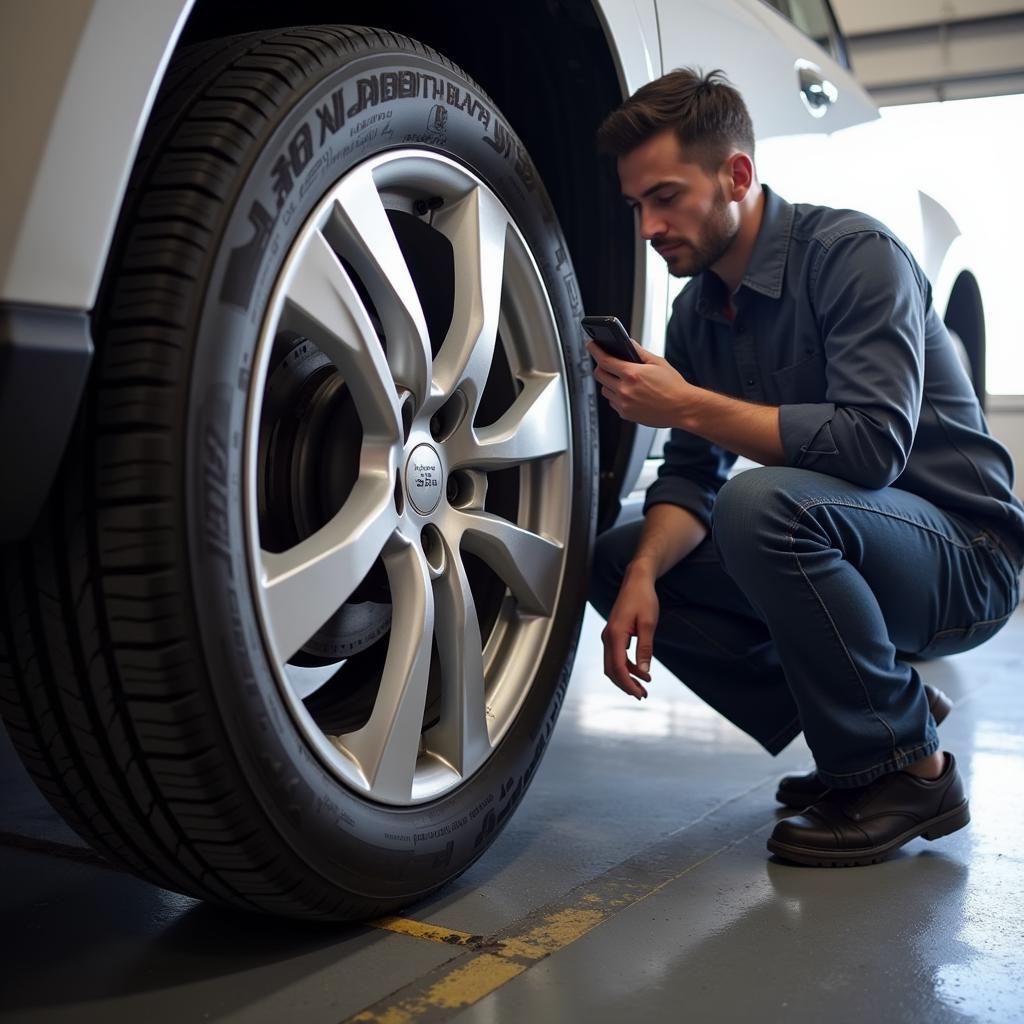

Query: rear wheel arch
left=942, top=270, right=986, bottom=408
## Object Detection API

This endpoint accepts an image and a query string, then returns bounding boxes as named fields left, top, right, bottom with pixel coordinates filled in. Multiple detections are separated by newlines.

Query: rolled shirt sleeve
left=778, top=232, right=925, bottom=490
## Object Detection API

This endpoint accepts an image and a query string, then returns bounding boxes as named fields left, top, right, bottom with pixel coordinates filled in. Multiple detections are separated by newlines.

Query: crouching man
left=588, top=68, right=1024, bottom=865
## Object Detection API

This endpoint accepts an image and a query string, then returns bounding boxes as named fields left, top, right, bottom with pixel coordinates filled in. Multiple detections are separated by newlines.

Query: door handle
left=796, top=59, right=838, bottom=117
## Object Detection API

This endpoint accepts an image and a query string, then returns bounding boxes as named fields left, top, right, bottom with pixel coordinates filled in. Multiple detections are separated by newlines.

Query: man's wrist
left=625, top=557, right=659, bottom=584
left=677, top=383, right=712, bottom=432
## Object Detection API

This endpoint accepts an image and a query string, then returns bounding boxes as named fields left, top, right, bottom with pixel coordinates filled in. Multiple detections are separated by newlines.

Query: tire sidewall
left=185, top=42, right=596, bottom=900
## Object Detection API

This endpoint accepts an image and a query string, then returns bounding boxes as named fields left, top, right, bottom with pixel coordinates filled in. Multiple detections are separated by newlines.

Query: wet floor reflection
left=938, top=717, right=1024, bottom=1019
left=567, top=607, right=768, bottom=750
left=529, top=607, right=1024, bottom=1023
left=570, top=687, right=767, bottom=749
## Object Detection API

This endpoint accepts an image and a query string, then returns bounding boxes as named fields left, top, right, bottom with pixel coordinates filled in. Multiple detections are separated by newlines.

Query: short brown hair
left=597, top=68, right=755, bottom=170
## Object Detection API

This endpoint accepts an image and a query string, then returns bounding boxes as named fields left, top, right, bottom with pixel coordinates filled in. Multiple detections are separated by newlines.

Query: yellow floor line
left=350, top=849, right=734, bottom=1024
left=349, top=777, right=783, bottom=1023
left=352, top=954, right=527, bottom=1024
left=372, top=916, right=478, bottom=947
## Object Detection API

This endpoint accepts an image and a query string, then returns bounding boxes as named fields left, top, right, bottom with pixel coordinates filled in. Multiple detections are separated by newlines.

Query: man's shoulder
left=789, top=198, right=907, bottom=255
left=778, top=194, right=928, bottom=305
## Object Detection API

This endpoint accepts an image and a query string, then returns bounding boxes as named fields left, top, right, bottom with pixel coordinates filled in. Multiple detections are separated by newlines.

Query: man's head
left=598, top=69, right=759, bottom=279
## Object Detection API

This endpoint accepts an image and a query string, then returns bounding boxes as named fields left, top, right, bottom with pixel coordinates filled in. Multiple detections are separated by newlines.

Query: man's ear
left=722, top=152, right=754, bottom=201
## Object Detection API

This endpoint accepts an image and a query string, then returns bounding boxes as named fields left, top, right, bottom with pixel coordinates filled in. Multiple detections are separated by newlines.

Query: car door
left=657, top=0, right=877, bottom=140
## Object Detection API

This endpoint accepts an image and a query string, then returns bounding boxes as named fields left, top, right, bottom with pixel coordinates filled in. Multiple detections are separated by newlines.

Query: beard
left=657, top=184, right=737, bottom=278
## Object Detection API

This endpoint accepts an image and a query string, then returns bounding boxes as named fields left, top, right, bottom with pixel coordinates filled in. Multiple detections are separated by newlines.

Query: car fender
left=1, top=1, right=194, bottom=311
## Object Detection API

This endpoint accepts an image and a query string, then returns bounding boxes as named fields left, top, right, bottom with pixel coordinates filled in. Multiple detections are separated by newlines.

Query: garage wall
left=988, top=401, right=1024, bottom=502
left=831, top=0, right=1024, bottom=105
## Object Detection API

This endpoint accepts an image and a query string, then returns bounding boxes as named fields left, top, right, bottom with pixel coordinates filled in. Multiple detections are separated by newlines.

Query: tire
left=0, top=26, right=596, bottom=919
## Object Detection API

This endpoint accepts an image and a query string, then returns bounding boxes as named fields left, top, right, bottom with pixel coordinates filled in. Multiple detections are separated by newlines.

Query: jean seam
left=789, top=500, right=900, bottom=763
left=928, top=611, right=1012, bottom=639
left=816, top=736, right=939, bottom=787
left=821, top=738, right=936, bottom=777
left=784, top=497, right=977, bottom=552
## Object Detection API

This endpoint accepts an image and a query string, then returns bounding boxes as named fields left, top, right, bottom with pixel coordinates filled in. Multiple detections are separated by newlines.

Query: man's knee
left=589, top=519, right=644, bottom=618
left=712, top=467, right=803, bottom=569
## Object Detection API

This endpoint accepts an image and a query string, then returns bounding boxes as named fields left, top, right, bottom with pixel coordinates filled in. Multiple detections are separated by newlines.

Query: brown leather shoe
left=775, top=683, right=954, bottom=808
left=767, top=752, right=969, bottom=867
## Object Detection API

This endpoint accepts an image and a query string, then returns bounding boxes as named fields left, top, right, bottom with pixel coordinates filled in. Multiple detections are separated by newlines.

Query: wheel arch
left=943, top=269, right=987, bottom=408
left=918, top=190, right=988, bottom=406
left=1, top=0, right=640, bottom=540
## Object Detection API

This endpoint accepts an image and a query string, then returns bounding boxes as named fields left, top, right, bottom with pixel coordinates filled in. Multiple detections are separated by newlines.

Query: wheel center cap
left=406, top=444, right=443, bottom=515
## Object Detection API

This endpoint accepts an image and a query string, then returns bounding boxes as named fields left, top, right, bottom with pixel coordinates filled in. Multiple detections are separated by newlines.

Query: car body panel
left=658, top=0, right=878, bottom=140
left=0, top=0, right=194, bottom=311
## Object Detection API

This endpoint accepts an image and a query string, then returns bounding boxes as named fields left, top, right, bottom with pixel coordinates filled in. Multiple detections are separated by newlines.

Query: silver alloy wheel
left=245, top=151, right=573, bottom=806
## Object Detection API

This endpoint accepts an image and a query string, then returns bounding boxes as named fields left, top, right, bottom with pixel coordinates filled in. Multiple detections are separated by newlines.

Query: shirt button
left=745, top=377, right=755, bottom=386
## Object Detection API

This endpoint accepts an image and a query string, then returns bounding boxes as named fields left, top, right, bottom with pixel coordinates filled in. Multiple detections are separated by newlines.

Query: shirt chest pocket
left=770, top=350, right=826, bottom=403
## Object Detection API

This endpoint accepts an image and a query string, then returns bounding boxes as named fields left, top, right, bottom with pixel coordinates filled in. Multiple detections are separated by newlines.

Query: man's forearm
left=627, top=503, right=708, bottom=582
left=681, top=387, right=785, bottom=466
left=586, top=341, right=785, bottom=464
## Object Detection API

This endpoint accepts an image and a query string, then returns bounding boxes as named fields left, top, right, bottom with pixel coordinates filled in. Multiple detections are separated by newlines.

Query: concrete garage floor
left=1, top=604, right=1022, bottom=1024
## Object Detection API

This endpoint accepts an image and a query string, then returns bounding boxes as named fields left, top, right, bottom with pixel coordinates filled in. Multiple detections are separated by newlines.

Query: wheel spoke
left=326, top=165, right=433, bottom=408
left=426, top=545, right=492, bottom=776
left=446, top=373, right=569, bottom=471
left=446, top=509, right=563, bottom=616
left=337, top=535, right=434, bottom=802
left=281, top=230, right=402, bottom=441
left=429, top=187, right=510, bottom=411
left=260, top=474, right=398, bottom=663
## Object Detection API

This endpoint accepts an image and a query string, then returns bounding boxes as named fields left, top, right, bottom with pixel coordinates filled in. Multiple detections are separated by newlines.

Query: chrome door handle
left=796, top=60, right=838, bottom=117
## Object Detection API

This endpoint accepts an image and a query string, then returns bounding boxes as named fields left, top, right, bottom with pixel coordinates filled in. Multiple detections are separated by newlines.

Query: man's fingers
left=587, top=340, right=634, bottom=378
left=623, top=656, right=650, bottom=696
left=632, top=339, right=654, bottom=362
left=635, top=617, right=655, bottom=681
left=601, top=622, right=647, bottom=699
left=626, top=656, right=651, bottom=684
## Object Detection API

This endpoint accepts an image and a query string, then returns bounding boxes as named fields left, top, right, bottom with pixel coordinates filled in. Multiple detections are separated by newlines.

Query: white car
left=0, top=0, right=984, bottom=919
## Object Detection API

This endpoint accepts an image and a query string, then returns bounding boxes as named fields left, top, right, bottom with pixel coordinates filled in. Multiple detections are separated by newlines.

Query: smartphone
left=581, top=315, right=643, bottom=363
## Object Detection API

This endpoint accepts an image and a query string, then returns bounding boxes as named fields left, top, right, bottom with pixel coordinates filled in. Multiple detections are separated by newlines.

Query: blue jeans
left=589, top=467, right=1022, bottom=788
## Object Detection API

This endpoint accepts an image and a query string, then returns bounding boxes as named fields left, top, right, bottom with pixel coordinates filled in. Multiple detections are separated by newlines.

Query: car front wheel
left=0, top=25, right=596, bottom=919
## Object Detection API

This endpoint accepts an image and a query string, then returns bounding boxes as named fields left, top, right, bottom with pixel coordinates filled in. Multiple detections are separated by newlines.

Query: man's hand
left=588, top=340, right=692, bottom=429
left=601, top=566, right=659, bottom=700
left=588, top=339, right=785, bottom=465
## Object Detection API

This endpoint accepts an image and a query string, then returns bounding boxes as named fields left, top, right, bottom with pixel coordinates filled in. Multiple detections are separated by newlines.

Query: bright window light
left=875, top=96, right=1024, bottom=396
left=757, top=94, right=1024, bottom=396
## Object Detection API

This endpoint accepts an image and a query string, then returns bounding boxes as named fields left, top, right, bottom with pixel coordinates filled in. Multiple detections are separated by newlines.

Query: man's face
left=617, top=128, right=739, bottom=278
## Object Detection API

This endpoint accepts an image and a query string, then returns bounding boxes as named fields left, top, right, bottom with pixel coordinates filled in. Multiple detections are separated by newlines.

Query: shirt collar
left=694, top=184, right=794, bottom=318
left=740, top=184, right=793, bottom=300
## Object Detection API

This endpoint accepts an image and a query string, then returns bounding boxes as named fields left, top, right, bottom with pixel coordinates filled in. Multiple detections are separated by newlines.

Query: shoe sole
left=774, top=685, right=954, bottom=810
left=766, top=799, right=971, bottom=867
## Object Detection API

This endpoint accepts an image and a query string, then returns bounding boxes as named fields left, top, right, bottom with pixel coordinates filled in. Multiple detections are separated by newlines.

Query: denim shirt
left=645, top=186, right=1024, bottom=564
